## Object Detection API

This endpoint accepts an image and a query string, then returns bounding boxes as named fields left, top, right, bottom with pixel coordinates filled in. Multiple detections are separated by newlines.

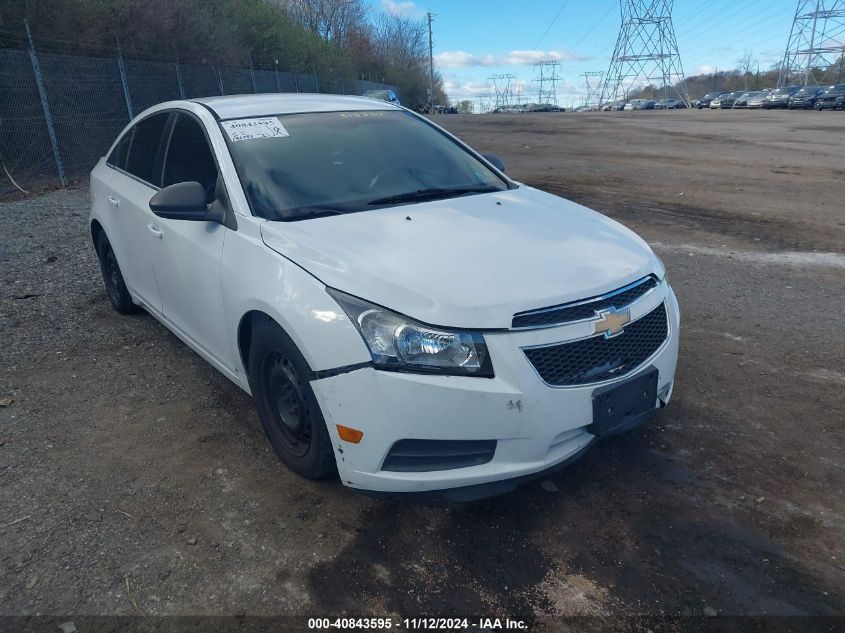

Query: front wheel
left=247, top=318, right=337, bottom=479
left=96, top=231, right=138, bottom=315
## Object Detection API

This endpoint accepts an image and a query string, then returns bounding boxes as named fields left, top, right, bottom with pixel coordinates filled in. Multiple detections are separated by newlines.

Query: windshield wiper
left=367, top=186, right=498, bottom=206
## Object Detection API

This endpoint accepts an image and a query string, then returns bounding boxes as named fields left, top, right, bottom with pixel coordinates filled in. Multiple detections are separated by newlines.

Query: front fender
left=222, top=222, right=371, bottom=385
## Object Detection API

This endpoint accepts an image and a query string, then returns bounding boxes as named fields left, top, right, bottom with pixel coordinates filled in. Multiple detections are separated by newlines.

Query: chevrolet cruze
left=89, top=94, right=680, bottom=500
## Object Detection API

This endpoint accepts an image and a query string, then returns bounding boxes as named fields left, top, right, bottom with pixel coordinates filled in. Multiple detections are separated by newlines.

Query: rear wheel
left=96, top=231, right=138, bottom=315
left=247, top=318, right=336, bottom=479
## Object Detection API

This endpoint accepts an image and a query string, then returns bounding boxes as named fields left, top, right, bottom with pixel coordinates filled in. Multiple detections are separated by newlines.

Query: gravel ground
left=1, top=110, right=844, bottom=622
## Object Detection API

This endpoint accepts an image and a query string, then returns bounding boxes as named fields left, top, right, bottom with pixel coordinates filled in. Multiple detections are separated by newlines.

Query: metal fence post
left=24, top=20, right=66, bottom=187
left=216, top=68, right=224, bottom=95
left=115, top=38, right=134, bottom=119
left=249, top=53, right=257, bottom=93
left=174, top=47, right=186, bottom=99
left=274, top=58, right=281, bottom=92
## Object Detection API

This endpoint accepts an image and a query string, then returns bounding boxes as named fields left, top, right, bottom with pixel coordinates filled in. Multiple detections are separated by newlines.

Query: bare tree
left=284, top=0, right=370, bottom=44
left=735, top=49, right=757, bottom=90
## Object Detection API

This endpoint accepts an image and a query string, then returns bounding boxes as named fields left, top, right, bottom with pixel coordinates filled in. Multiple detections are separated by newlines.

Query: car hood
left=260, top=186, right=661, bottom=329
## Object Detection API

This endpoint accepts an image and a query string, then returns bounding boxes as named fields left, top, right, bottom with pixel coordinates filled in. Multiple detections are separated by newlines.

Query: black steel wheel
left=96, top=231, right=138, bottom=314
left=247, top=317, right=336, bottom=479
left=262, top=352, right=312, bottom=458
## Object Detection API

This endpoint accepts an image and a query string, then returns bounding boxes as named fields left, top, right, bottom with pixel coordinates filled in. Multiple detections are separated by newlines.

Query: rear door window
left=125, top=113, right=170, bottom=186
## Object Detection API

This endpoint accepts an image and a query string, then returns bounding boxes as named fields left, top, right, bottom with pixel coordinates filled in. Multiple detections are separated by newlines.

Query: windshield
left=225, top=110, right=509, bottom=221
left=796, top=87, right=817, bottom=95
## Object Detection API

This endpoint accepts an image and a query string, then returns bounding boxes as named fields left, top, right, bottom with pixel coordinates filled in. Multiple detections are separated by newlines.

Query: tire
left=247, top=317, right=336, bottom=479
left=96, top=231, right=138, bottom=315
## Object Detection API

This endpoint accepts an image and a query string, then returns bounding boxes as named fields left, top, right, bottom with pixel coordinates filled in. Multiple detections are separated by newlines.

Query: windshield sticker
left=338, top=112, right=385, bottom=118
left=221, top=117, right=289, bottom=142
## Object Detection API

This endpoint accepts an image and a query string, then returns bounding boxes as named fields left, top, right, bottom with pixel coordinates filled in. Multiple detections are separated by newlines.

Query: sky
left=371, top=0, right=801, bottom=106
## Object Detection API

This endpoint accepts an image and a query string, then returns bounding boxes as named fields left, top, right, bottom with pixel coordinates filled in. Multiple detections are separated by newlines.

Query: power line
left=535, top=0, right=571, bottom=47
left=570, top=2, right=617, bottom=52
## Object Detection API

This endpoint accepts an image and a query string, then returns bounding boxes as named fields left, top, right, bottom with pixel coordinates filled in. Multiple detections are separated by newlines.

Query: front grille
left=524, top=303, right=668, bottom=386
left=512, top=276, right=659, bottom=329
left=381, top=439, right=497, bottom=472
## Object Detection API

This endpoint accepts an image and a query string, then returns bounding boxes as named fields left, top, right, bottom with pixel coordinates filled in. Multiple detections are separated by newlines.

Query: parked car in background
left=708, top=93, right=730, bottom=109
left=815, top=84, right=845, bottom=110
left=695, top=92, right=723, bottom=109
left=788, top=86, right=822, bottom=109
left=733, top=91, right=765, bottom=108
left=89, top=94, right=679, bottom=499
left=763, top=86, right=800, bottom=109
left=528, top=103, right=563, bottom=112
left=654, top=98, right=685, bottom=109
left=746, top=92, right=769, bottom=109
left=719, top=91, right=745, bottom=109
left=625, top=99, right=656, bottom=110
left=363, top=89, right=401, bottom=106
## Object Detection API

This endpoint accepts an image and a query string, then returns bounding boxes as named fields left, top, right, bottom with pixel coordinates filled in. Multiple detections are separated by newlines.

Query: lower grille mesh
left=524, top=303, right=668, bottom=386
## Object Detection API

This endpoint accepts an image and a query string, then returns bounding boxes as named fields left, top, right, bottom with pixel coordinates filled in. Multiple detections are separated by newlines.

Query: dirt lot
left=1, top=110, right=844, bottom=622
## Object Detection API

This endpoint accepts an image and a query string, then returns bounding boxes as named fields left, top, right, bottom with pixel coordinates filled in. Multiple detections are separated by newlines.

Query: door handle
left=107, top=195, right=120, bottom=207
left=147, top=223, right=163, bottom=239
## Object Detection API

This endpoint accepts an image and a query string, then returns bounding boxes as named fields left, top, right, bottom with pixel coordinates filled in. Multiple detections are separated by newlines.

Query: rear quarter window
left=107, top=130, right=133, bottom=170
left=124, top=113, right=170, bottom=186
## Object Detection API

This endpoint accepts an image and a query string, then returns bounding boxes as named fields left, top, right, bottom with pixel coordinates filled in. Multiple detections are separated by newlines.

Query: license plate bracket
left=589, top=367, right=659, bottom=438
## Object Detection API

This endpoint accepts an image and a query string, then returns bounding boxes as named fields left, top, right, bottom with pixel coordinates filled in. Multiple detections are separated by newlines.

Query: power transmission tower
left=582, top=71, right=605, bottom=109
left=477, top=93, right=494, bottom=113
left=488, top=74, right=517, bottom=109
left=513, top=82, right=525, bottom=105
left=533, top=60, right=562, bottom=106
left=778, top=1, right=845, bottom=86
left=426, top=12, right=437, bottom=112
left=601, top=0, right=690, bottom=107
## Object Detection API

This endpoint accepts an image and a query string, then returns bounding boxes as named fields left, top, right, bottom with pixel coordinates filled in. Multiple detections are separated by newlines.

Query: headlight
left=653, top=252, right=668, bottom=282
left=327, top=288, right=494, bottom=377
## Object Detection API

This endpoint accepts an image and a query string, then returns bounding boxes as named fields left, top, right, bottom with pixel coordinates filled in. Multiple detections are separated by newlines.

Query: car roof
left=192, top=93, right=399, bottom=119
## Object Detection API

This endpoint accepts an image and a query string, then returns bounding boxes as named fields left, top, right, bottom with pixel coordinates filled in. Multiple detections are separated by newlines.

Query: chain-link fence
left=0, top=43, right=398, bottom=195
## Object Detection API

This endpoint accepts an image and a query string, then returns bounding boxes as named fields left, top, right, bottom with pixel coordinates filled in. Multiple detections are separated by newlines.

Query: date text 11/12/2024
left=308, top=617, right=529, bottom=630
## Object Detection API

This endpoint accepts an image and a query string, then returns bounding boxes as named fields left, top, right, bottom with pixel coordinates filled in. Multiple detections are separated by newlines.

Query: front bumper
left=312, top=283, right=680, bottom=495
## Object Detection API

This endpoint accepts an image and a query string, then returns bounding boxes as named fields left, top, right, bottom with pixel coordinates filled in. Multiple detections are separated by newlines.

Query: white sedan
left=90, top=94, right=679, bottom=500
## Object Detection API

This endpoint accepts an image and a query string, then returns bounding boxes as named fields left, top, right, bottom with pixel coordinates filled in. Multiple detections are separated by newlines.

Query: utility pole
left=427, top=12, right=436, bottom=113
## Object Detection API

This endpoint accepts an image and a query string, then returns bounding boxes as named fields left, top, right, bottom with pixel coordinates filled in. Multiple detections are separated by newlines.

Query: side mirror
left=481, top=153, right=505, bottom=173
left=149, top=181, right=221, bottom=222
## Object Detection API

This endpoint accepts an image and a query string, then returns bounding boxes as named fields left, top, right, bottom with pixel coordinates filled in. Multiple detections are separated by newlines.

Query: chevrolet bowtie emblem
left=593, top=307, right=631, bottom=338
